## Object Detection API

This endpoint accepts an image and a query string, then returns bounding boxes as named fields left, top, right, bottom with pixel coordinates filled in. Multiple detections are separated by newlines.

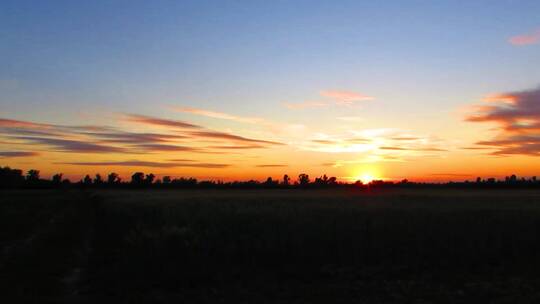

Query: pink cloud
left=282, top=101, right=328, bottom=110
left=509, top=28, right=540, bottom=46
left=171, top=106, right=263, bottom=124
left=465, top=85, right=540, bottom=156
left=320, top=90, right=374, bottom=104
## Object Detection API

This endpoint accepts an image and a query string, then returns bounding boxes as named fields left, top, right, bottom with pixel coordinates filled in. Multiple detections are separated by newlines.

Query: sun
left=359, top=173, right=375, bottom=184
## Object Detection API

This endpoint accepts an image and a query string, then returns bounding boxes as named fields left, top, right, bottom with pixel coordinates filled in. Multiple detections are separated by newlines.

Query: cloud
left=0, top=113, right=283, bottom=163
left=133, top=144, right=200, bottom=152
left=14, top=137, right=127, bottom=154
left=85, top=131, right=188, bottom=144
left=171, top=106, right=263, bottom=124
left=124, top=114, right=201, bottom=129
left=255, top=164, right=288, bottom=168
left=0, top=151, right=40, bottom=158
left=282, top=101, right=328, bottom=110
left=125, top=113, right=284, bottom=146
left=320, top=90, right=374, bottom=104
left=0, top=118, right=53, bottom=129
left=465, top=85, right=540, bottom=156
left=430, top=173, right=473, bottom=177
left=208, top=144, right=264, bottom=150
left=379, top=146, right=409, bottom=151
left=189, top=131, right=284, bottom=145
left=59, top=160, right=230, bottom=168
left=283, top=90, right=373, bottom=110
left=391, top=136, right=421, bottom=141
left=311, top=139, right=338, bottom=145
left=509, top=28, right=540, bottom=46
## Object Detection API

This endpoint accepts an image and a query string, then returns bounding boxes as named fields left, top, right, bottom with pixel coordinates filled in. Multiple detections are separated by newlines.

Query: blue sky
left=1, top=1, right=540, bottom=180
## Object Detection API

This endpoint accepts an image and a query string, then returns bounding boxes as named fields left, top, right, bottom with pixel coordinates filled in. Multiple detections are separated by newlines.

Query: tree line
left=1, top=166, right=540, bottom=189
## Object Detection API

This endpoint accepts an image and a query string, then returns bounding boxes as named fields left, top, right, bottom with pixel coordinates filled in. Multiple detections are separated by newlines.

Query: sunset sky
left=1, top=1, right=540, bottom=182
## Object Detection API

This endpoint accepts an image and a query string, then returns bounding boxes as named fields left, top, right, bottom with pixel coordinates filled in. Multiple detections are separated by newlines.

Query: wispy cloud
left=0, top=113, right=285, bottom=159
left=465, top=85, right=540, bottom=156
left=171, top=106, right=263, bottom=124
left=282, top=101, right=328, bottom=110
left=58, top=160, right=231, bottom=168
left=255, top=164, right=288, bottom=168
left=84, top=131, right=188, bottom=144
left=0, top=118, right=53, bottom=129
left=509, top=28, right=540, bottom=46
left=189, top=130, right=283, bottom=146
left=283, top=90, right=373, bottom=110
left=124, top=114, right=201, bottom=129
left=320, top=90, right=374, bottom=104
left=379, top=146, right=409, bottom=151
left=0, top=151, right=40, bottom=158
left=304, top=129, right=447, bottom=157
left=133, top=144, right=201, bottom=152
left=15, top=137, right=127, bottom=154
left=208, top=144, right=264, bottom=150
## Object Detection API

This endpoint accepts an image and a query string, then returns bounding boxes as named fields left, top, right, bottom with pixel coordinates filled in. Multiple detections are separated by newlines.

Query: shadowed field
left=3, top=188, right=540, bottom=303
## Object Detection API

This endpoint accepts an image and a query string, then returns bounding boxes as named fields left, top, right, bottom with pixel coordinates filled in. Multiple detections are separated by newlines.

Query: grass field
left=3, top=188, right=540, bottom=303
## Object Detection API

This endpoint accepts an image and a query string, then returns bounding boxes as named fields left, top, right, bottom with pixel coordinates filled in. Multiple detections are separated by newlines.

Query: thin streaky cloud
left=0, top=118, right=53, bottom=129
left=124, top=114, right=201, bottom=129
left=58, top=160, right=230, bottom=168
left=15, top=136, right=127, bottom=154
left=379, top=146, right=409, bottom=151
left=320, top=90, right=374, bottom=103
left=282, top=101, right=328, bottom=110
left=391, top=136, right=421, bottom=141
left=171, top=106, right=263, bottom=124
left=311, top=139, right=338, bottom=145
left=133, top=144, right=201, bottom=152
left=208, top=144, right=264, bottom=149
left=255, top=164, right=288, bottom=168
left=0, top=151, right=40, bottom=158
left=509, top=28, right=540, bottom=46
left=84, top=131, right=188, bottom=144
left=189, top=131, right=284, bottom=145
left=430, top=173, right=474, bottom=177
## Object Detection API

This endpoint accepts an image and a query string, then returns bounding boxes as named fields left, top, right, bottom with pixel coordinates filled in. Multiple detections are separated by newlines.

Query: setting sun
left=354, top=173, right=378, bottom=184
left=360, top=174, right=375, bottom=184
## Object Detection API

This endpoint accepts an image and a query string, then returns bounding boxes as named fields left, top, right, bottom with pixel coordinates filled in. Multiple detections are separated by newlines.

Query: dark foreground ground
left=3, top=188, right=540, bottom=303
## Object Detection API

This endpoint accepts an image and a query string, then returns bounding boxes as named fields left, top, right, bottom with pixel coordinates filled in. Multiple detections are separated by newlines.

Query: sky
left=1, top=0, right=540, bottom=182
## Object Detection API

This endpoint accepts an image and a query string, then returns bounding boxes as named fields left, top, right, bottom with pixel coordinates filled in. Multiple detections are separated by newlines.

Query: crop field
left=3, top=188, right=540, bottom=303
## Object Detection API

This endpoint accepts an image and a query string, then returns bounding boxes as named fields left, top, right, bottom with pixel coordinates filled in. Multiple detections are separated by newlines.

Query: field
left=3, top=188, right=540, bottom=303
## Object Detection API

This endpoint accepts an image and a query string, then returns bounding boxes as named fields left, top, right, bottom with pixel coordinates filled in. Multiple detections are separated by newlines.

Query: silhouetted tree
left=52, top=173, right=63, bottom=185
left=26, top=169, right=40, bottom=182
left=263, top=177, right=278, bottom=187
left=163, top=176, right=171, bottom=184
left=0, top=167, right=24, bottom=188
left=328, top=176, right=337, bottom=185
left=83, top=175, right=93, bottom=185
left=94, top=174, right=103, bottom=185
left=131, top=172, right=145, bottom=185
left=510, top=174, right=517, bottom=183
left=283, top=174, right=290, bottom=186
left=145, top=173, right=155, bottom=185
left=298, top=173, right=310, bottom=186
left=107, top=172, right=120, bottom=184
